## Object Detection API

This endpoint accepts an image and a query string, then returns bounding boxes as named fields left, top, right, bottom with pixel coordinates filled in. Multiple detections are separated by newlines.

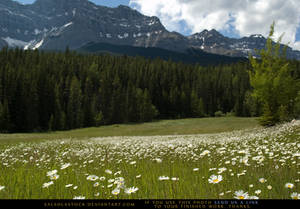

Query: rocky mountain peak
left=207, top=29, right=223, bottom=37
left=0, top=0, right=299, bottom=60
left=249, top=34, right=265, bottom=39
left=189, top=29, right=225, bottom=40
left=29, top=0, right=90, bottom=14
left=33, top=0, right=88, bottom=6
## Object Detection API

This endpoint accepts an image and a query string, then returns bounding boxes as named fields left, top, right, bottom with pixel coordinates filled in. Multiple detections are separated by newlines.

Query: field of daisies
left=0, top=120, right=299, bottom=200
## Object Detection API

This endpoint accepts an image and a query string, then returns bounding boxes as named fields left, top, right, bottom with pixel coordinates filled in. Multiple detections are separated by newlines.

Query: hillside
left=78, top=42, right=246, bottom=65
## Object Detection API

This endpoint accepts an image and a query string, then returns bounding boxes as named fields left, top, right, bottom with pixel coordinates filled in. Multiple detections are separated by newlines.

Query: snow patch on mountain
left=32, top=39, right=44, bottom=50
left=2, top=37, right=29, bottom=48
left=63, top=22, right=73, bottom=28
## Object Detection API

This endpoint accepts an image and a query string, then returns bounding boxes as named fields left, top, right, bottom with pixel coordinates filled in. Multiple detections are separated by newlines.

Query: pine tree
left=249, top=22, right=300, bottom=125
left=48, top=114, right=54, bottom=131
left=140, top=89, right=158, bottom=122
left=190, top=91, right=205, bottom=117
left=53, top=84, right=63, bottom=130
left=67, top=76, right=83, bottom=129
left=0, top=99, right=11, bottom=132
left=109, top=74, right=124, bottom=123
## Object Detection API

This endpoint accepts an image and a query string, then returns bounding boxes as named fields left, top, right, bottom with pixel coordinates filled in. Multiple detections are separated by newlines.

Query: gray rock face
left=0, top=0, right=168, bottom=50
left=187, top=30, right=300, bottom=59
left=0, top=0, right=299, bottom=59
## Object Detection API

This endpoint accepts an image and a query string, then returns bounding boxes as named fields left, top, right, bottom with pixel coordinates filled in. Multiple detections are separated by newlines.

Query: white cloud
left=292, top=42, right=300, bottom=50
left=129, top=0, right=300, bottom=50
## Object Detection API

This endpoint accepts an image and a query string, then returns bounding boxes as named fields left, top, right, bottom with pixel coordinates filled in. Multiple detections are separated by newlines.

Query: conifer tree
left=67, top=76, right=83, bottom=129
left=0, top=100, right=11, bottom=132
left=249, top=22, right=300, bottom=126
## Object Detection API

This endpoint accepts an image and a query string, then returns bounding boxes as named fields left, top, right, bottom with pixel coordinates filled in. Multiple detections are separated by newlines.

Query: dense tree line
left=0, top=47, right=299, bottom=132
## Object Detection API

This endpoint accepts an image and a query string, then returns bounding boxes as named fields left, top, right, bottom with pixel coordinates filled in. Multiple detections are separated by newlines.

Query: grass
left=0, top=117, right=259, bottom=143
left=0, top=117, right=299, bottom=199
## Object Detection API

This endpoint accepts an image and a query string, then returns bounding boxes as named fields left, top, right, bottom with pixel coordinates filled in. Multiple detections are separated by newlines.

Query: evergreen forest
left=0, top=47, right=299, bottom=132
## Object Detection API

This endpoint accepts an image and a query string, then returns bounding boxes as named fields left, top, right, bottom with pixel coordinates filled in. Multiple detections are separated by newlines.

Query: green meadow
left=0, top=117, right=299, bottom=199
left=0, top=117, right=258, bottom=143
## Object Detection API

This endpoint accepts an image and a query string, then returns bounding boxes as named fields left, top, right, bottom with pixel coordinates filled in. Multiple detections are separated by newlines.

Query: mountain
left=1, top=0, right=186, bottom=51
left=187, top=30, right=300, bottom=59
left=1, top=0, right=300, bottom=60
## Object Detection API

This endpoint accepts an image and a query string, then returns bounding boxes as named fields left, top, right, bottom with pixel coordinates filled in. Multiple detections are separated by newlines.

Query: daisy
left=73, top=196, right=85, bottom=200
left=42, top=181, right=54, bottom=188
left=254, top=190, right=261, bottom=195
left=158, top=176, right=169, bottom=181
left=61, top=163, right=71, bottom=170
left=267, top=185, right=272, bottom=190
left=259, top=178, right=267, bottom=183
left=136, top=174, right=142, bottom=179
left=87, top=175, right=99, bottom=181
left=154, top=158, right=162, bottom=163
left=93, top=182, right=99, bottom=187
left=291, top=192, right=300, bottom=200
left=112, top=188, right=120, bottom=195
left=99, top=176, right=106, bottom=181
left=285, top=183, right=294, bottom=189
left=115, top=177, right=125, bottom=182
left=114, top=171, right=122, bottom=176
left=105, top=169, right=113, bottom=175
left=234, top=190, right=249, bottom=200
left=171, top=177, right=179, bottom=181
left=65, top=184, right=73, bottom=188
left=47, top=170, right=58, bottom=177
left=115, top=177, right=125, bottom=188
left=50, top=174, right=59, bottom=180
left=0, top=186, right=5, bottom=191
left=108, top=179, right=115, bottom=183
left=193, top=168, right=199, bottom=172
left=125, top=187, right=139, bottom=194
left=200, top=150, right=210, bottom=157
left=218, top=167, right=227, bottom=174
left=208, top=175, right=223, bottom=184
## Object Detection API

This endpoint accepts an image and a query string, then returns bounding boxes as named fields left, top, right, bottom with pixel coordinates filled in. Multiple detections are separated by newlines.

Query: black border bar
left=0, top=199, right=298, bottom=208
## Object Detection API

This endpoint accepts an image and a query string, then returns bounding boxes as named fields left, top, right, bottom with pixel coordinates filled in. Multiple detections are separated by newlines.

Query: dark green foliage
left=0, top=46, right=299, bottom=132
left=0, top=99, right=12, bottom=132
left=214, top=111, right=225, bottom=117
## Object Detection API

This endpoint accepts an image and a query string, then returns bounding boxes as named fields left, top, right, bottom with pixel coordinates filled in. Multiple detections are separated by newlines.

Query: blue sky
left=16, top=0, right=130, bottom=7
left=15, top=0, right=300, bottom=50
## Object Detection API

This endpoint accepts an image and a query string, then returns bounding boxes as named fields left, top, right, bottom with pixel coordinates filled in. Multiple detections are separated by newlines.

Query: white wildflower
left=125, top=187, right=139, bottom=194
left=208, top=175, right=223, bottom=184
left=42, top=181, right=54, bottom=188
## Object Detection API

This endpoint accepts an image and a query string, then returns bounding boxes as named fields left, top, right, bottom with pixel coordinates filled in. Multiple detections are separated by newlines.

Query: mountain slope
left=0, top=0, right=300, bottom=60
left=78, top=41, right=246, bottom=65
left=187, top=29, right=300, bottom=59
